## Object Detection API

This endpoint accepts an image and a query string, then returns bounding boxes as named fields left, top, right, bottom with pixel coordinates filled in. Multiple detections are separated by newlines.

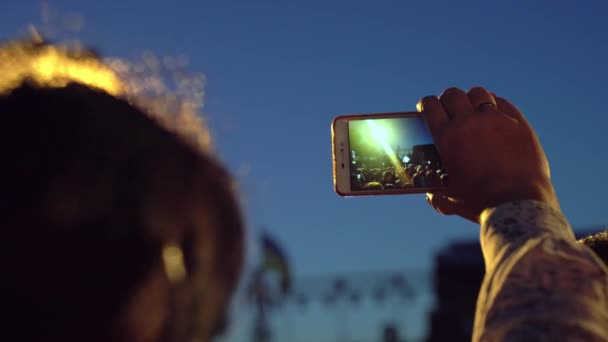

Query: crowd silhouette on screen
left=351, top=154, right=447, bottom=191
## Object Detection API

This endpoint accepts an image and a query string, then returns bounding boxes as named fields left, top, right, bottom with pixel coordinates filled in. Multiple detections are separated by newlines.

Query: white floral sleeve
left=473, top=201, right=608, bottom=342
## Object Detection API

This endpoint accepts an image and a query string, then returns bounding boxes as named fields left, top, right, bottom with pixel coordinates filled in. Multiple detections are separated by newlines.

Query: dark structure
left=411, top=144, right=442, bottom=169
left=424, top=227, right=606, bottom=342
left=424, top=241, right=484, bottom=342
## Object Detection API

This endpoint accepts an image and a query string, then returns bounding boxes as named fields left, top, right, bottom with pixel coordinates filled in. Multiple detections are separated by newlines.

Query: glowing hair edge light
left=0, top=39, right=213, bottom=154
left=0, top=40, right=125, bottom=96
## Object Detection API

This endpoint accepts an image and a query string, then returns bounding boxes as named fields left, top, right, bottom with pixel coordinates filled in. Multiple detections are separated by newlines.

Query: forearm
left=473, top=201, right=608, bottom=341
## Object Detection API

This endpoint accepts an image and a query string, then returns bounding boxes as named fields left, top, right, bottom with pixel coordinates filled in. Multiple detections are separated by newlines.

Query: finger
left=493, top=93, right=530, bottom=126
left=439, top=87, right=474, bottom=120
left=494, top=93, right=546, bottom=173
left=426, top=192, right=458, bottom=215
left=467, top=86, right=497, bottom=112
left=418, top=95, right=448, bottom=143
left=426, top=192, right=480, bottom=223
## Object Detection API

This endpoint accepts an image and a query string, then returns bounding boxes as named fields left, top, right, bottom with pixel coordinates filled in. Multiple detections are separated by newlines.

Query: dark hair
left=578, top=230, right=608, bottom=266
left=1, top=83, right=244, bottom=341
left=363, top=181, right=384, bottom=190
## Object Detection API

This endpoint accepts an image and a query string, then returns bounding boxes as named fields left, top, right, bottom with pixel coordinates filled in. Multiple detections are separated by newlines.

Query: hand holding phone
left=420, top=87, right=559, bottom=222
left=332, top=112, right=446, bottom=196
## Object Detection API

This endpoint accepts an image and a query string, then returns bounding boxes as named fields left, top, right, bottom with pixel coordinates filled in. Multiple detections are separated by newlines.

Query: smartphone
left=332, top=112, right=446, bottom=196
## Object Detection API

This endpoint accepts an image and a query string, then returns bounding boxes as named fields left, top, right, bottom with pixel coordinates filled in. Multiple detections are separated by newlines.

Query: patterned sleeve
left=473, top=200, right=608, bottom=342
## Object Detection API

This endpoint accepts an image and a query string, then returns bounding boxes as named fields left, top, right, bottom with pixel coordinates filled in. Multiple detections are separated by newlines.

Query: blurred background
left=1, top=1, right=607, bottom=341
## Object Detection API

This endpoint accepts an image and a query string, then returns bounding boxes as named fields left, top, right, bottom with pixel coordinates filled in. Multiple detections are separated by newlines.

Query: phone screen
left=347, top=116, right=445, bottom=192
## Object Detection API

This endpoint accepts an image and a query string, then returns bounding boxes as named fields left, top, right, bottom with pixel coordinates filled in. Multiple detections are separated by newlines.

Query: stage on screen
left=348, top=117, right=446, bottom=191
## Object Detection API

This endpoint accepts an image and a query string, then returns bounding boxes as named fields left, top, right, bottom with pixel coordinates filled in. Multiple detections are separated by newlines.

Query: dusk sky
left=2, top=1, right=608, bottom=340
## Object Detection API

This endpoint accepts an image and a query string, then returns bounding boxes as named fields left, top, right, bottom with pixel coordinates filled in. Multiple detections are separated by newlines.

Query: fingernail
left=417, top=96, right=437, bottom=112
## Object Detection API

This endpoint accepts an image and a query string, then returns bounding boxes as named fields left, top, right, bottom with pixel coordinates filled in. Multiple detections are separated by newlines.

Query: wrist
left=481, top=179, right=560, bottom=213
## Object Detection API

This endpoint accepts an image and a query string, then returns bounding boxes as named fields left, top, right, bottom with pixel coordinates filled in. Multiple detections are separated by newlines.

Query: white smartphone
left=332, top=112, right=446, bottom=196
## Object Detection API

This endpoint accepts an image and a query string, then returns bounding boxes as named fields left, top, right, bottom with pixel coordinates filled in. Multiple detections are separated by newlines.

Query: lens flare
left=365, top=120, right=411, bottom=184
left=368, top=120, right=389, bottom=144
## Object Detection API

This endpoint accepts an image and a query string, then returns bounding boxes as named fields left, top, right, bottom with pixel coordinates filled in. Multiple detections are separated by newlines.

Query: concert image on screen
left=348, top=117, right=446, bottom=191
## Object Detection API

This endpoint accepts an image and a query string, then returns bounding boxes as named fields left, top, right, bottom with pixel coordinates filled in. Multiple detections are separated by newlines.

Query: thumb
left=426, top=192, right=480, bottom=223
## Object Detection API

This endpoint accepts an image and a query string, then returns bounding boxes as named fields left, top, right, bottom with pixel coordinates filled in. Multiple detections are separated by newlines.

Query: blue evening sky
left=2, top=1, right=607, bottom=339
